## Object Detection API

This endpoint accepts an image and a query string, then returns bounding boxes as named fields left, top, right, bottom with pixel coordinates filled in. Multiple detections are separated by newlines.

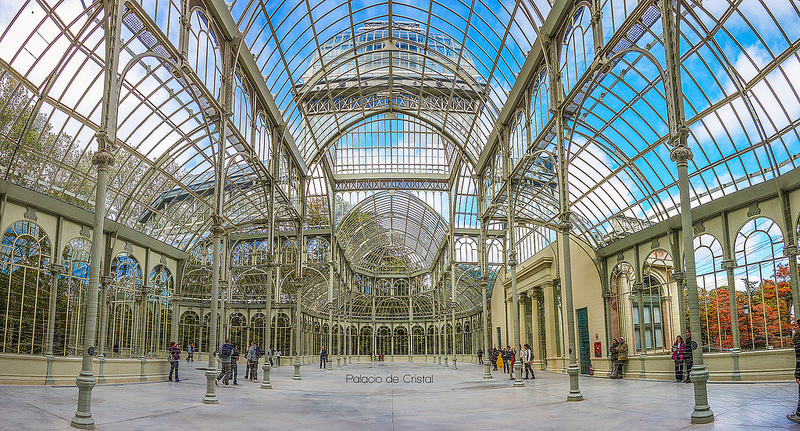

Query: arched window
left=359, top=326, right=372, bottom=355
left=394, top=326, right=408, bottom=355
left=108, top=253, right=142, bottom=357
left=59, top=237, right=91, bottom=356
left=0, top=220, right=51, bottom=354
left=376, top=326, right=391, bottom=356
left=636, top=250, right=673, bottom=352
left=229, top=312, right=247, bottom=351
left=251, top=313, right=266, bottom=346
left=694, top=234, right=728, bottom=350
left=735, top=217, right=790, bottom=350
left=412, top=325, right=425, bottom=355
left=147, top=264, right=173, bottom=357
left=178, top=311, right=200, bottom=353
left=272, top=313, right=291, bottom=355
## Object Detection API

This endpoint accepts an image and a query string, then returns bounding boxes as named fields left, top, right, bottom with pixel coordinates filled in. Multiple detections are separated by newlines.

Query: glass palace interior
left=0, top=0, right=799, bottom=427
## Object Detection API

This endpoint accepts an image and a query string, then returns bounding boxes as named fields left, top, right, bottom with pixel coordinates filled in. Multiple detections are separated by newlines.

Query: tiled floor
left=0, top=361, right=798, bottom=430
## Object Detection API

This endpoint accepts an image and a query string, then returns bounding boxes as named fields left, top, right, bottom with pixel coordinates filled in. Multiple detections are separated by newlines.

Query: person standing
left=508, top=346, right=516, bottom=380
left=671, top=335, right=686, bottom=382
left=186, top=342, right=194, bottom=362
left=522, top=344, right=534, bottom=379
left=683, top=329, right=693, bottom=383
left=267, top=346, right=274, bottom=366
left=613, top=337, right=628, bottom=379
left=477, top=348, right=483, bottom=365
left=167, top=341, right=180, bottom=382
left=216, top=338, right=233, bottom=387
left=502, top=347, right=510, bottom=373
left=246, top=340, right=260, bottom=382
left=320, top=346, right=328, bottom=369
left=230, top=343, right=240, bottom=385
left=788, top=321, right=800, bottom=424
left=276, top=350, right=282, bottom=366
left=609, top=338, right=619, bottom=378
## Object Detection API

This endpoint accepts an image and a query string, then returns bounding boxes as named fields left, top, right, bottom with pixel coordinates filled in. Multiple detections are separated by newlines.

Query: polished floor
left=0, top=360, right=798, bottom=430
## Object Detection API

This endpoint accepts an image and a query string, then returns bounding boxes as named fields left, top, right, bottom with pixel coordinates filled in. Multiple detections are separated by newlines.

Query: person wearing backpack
left=246, top=340, right=261, bottom=382
left=167, top=341, right=180, bottom=382
left=216, top=338, right=234, bottom=387
left=230, top=343, right=241, bottom=385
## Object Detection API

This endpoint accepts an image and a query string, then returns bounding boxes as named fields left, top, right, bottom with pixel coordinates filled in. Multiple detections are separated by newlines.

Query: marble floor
left=0, top=360, right=798, bottom=430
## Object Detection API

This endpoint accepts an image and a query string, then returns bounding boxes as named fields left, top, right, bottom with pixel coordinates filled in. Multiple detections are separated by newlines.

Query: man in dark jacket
left=787, top=321, right=800, bottom=424
left=167, top=341, right=180, bottom=382
left=683, top=329, right=694, bottom=383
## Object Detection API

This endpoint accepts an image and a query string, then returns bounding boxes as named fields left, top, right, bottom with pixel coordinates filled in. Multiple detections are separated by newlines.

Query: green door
left=577, top=307, right=590, bottom=374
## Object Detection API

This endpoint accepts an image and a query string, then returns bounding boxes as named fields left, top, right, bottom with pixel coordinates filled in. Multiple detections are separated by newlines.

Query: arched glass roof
left=337, top=190, right=447, bottom=276
left=0, top=0, right=797, bottom=260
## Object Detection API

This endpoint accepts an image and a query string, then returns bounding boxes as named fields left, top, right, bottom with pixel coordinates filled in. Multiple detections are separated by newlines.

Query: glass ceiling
left=0, top=0, right=798, bottom=259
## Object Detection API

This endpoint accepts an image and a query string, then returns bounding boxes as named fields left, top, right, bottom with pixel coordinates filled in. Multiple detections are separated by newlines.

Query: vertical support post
left=721, top=212, right=741, bottom=381
left=71, top=3, right=120, bottom=426
left=45, top=262, right=64, bottom=385
left=661, top=0, right=712, bottom=422
left=548, top=33, right=581, bottom=399
left=97, top=276, right=113, bottom=383
left=479, top=182, right=492, bottom=379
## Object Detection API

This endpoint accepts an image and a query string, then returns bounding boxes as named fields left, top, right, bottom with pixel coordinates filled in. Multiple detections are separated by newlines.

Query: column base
left=452, top=357, right=457, bottom=370
left=326, top=361, right=333, bottom=370
left=97, top=356, right=106, bottom=384
left=443, top=356, right=448, bottom=367
left=513, top=363, right=524, bottom=387
left=689, top=365, right=714, bottom=424
left=730, top=349, right=741, bottom=381
left=260, top=364, right=272, bottom=389
left=638, top=353, right=646, bottom=379
left=139, top=356, right=147, bottom=382
left=71, top=371, right=97, bottom=429
left=566, top=363, right=583, bottom=401
left=202, top=369, right=219, bottom=404
left=293, top=359, right=302, bottom=380
left=45, top=354, right=55, bottom=386
left=336, top=357, right=341, bottom=368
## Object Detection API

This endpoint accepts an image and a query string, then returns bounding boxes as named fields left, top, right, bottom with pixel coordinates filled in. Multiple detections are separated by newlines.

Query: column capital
left=669, top=145, right=693, bottom=163
left=632, top=281, right=644, bottom=292
left=672, top=270, right=684, bottom=282
left=47, top=263, right=65, bottom=276
left=101, top=275, right=115, bottom=286
left=558, top=211, right=572, bottom=233
left=720, top=259, right=736, bottom=271
left=508, top=251, right=518, bottom=268
left=210, top=214, right=225, bottom=236
left=602, top=289, right=613, bottom=299
left=783, top=244, right=798, bottom=258
left=91, top=148, right=116, bottom=168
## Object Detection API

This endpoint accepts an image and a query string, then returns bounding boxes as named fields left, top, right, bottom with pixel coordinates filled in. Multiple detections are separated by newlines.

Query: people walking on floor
left=276, top=350, right=281, bottom=366
left=246, top=340, right=261, bottom=382
left=671, top=335, right=686, bottom=382
left=320, top=347, right=328, bottom=369
left=186, top=342, right=194, bottom=362
left=167, top=341, right=180, bottom=382
left=522, top=344, right=534, bottom=379
left=216, top=338, right=234, bottom=387
left=502, top=347, right=510, bottom=373
left=612, top=337, right=628, bottom=379
left=787, top=320, right=800, bottom=424
left=477, top=348, right=483, bottom=365
left=231, top=343, right=240, bottom=385
left=266, top=347, right=273, bottom=366
left=683, top=329, right=694, bottom=383
left=609, top=338, right=619, bottom=378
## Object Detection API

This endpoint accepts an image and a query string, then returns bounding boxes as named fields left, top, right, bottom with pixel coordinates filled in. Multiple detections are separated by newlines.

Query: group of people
left=670, top=330, right=695, bottom=383
left=482, top=345, right=534, bottom=380
left=608, top=337, right=628, bottom=379
left=165, top=339, right=272, bottom=386
left=214, top=339, right=268, bottom=387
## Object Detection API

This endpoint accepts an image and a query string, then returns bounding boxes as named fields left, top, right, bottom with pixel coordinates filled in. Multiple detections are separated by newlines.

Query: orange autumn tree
left=695, top=263, right=793, bottom=350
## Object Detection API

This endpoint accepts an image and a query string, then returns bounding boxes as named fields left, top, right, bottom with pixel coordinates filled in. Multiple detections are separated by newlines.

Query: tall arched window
left=147, top=264, right=173, bottom=357
left=412, top=325, right=425, bottom=355
left=735, top=217, right=791, bottom=349
left=108, top=253, right=142, bottom=357
left=638, top=250, right=673, bottom=352
left=179, top=311, right=200, bottom=352
left=376, top=326, right=391, bottom=356
left=394, top=326, right=408, bottom=355
left=0, top=220, right=51, bottom=354
left=359, top=325, right=372, bottom=355
left=60, top=237, right=91, bottom=356
left=272, top=313, right=291, bottom=354
left=694, top=234, right=728, bottom=350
